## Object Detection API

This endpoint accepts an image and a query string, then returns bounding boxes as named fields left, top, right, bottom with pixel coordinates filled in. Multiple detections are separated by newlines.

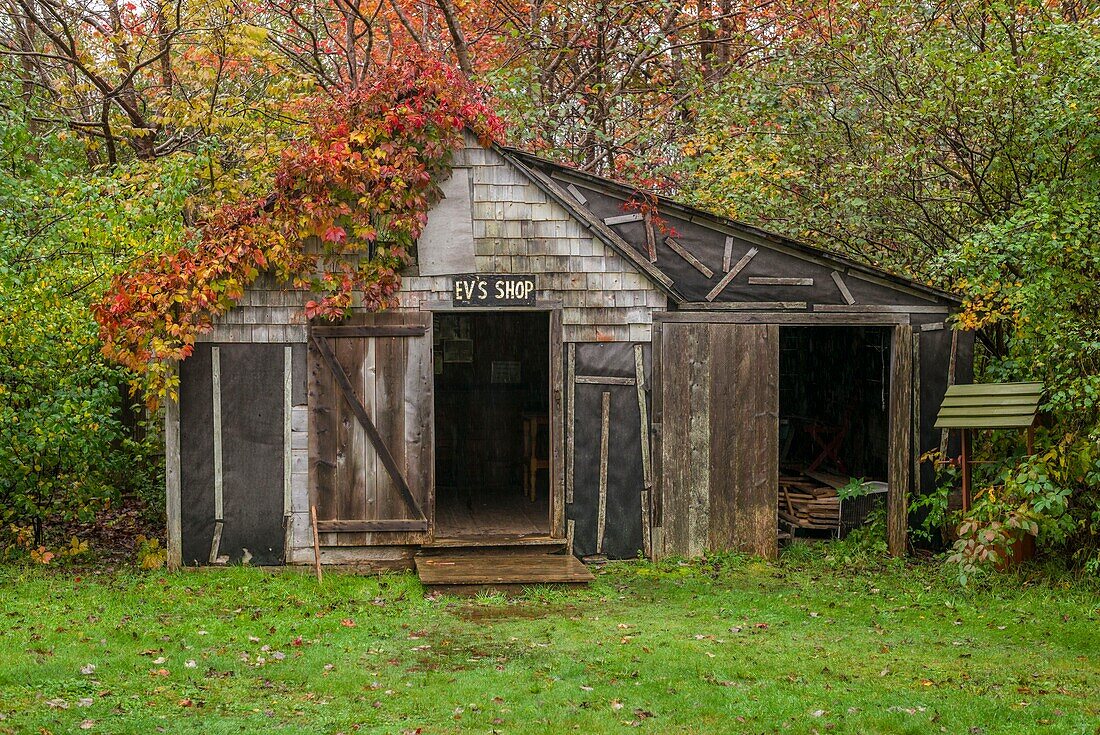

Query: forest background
left=1, top=0, right=1098, bottom=576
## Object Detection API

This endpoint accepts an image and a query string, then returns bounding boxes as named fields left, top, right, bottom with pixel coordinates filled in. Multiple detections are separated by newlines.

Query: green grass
left=1, top=549, right=1097, bottom=734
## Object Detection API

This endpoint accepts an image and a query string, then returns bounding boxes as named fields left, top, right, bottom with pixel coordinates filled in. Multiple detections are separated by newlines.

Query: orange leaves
left=95, top=60, right=501, bottom=405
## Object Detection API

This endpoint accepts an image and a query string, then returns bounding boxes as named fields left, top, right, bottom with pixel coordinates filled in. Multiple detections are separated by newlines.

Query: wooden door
left=654, top=321, right=778, bottom=559
left=308, top=312, right=433, bottom=546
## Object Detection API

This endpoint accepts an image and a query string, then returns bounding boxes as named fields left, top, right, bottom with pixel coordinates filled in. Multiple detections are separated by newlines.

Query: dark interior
left=433, top=311, right=550, bottom=538
left=779, top=326, right=891, bottom=481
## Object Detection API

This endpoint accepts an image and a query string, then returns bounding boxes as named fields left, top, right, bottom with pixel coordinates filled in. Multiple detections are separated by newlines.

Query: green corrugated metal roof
left=934, top=382, right=1043, bottom=430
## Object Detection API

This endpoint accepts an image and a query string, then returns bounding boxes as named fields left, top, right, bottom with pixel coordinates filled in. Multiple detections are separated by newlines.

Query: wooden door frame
left=420, top=300, right=566, bottom=540
left=653, top=311, right=916, bottom=558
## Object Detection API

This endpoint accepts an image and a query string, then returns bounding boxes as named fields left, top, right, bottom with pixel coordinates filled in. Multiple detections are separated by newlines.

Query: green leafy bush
left=0, top=97, right=191, bottom=554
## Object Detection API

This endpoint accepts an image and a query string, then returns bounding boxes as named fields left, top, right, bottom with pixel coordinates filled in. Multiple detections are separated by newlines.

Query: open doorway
left=778, top=326, right=891, bottom=536
left=433, top=311, right=551, bottom=539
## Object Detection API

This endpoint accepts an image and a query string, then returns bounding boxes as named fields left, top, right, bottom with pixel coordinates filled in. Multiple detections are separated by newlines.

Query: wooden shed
left=165, top=132, right=972, bottom=576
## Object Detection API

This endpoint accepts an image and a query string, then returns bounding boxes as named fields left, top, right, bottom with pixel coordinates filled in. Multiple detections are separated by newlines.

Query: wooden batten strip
left=316, top=519, right=428, bottom=532
left=912, top=329, right=922, bottom=519
left=566, top=343, right=576, bottom=504
left=635, top=345, right=653, bottom=559
left=830, top=270, right=857, bottom=305
left=312, top=326, right=426, bottom=338
left=210, top=345, right=225, bottom=565
left=813, top=304, right=950, bottom=314
left=575, top=375, right=635, bottom=386
left=566, top=519, right=575, bottom=555
left=705, top=247, right=758, bottom=301
left=644, top=213, right=657, bottom=263
left=920, top=322, right=945, bottom=331
left=665, top=236, right=714, bottom=278
left=212, top=346, right=223, bottom=521
left=679, top=301, right=806, bottom=311
left=747, top=276, right=813, bottom=286
left=655, top=311, right=911, bottom=325
left=603, top=212, right=645, bottom=226
left=596, top=391, right=611, bottom=554
left=165, top=365, right=182, bottom=571
left=283, top=346, right=293, bottom=517
left=633, top=345, right=652, bottom=489
left=723, top=236, right=734, bottom=272
left=566, top=183, right=588, bottom=204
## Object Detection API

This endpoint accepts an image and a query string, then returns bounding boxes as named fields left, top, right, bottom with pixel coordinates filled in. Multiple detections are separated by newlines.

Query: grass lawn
left=0, top=549, right=1097, bottom=735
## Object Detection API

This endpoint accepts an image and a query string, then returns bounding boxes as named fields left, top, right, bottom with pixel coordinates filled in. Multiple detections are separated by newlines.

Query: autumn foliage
left=93, top=59, right=502, bottom=405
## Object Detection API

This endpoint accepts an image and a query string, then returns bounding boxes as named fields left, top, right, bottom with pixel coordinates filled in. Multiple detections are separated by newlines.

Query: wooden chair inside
left=521, top=413, right=549, bottom=502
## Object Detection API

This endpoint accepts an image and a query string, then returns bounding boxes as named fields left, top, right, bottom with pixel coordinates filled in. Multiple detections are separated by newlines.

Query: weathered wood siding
left=655, top=321, right=779, bottom=559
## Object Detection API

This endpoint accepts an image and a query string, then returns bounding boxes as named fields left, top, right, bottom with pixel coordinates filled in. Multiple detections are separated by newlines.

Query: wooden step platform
left=415, top=548, right=593, bottom=594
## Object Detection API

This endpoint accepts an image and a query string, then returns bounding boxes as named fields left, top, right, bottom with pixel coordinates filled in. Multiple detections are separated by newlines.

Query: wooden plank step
left=422, top=534, right=565, bottom=550
left=415, top=551, right=593, bottom=588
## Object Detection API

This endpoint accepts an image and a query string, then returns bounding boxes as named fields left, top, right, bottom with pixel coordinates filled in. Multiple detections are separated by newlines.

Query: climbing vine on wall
left=94, top=59, right=502, bottom=407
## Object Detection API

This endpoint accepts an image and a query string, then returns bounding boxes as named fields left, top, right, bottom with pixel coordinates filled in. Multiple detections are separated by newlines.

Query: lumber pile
left=778, top=475, right=840, bottom=532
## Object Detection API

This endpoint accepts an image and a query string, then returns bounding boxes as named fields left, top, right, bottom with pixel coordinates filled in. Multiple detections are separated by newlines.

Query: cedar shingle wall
left=198, top=133, right=666, bottom=345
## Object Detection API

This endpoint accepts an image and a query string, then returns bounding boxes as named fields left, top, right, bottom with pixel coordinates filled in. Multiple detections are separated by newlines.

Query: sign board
left=452, top=274, right=537, bottom=307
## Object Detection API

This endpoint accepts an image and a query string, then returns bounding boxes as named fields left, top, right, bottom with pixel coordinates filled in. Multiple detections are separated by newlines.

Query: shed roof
left=496, top=146, right=961, bottom=308
left=934, top=382, right=1044, bottom=429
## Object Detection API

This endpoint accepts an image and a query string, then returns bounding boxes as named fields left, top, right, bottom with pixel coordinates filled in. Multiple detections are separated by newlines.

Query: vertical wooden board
left=707, top=324, right=778, bottom=557
left=658, top=323, right=694, bottom=557
left=374, top=333, right=408, bottom=522
left=888, top=323, right=914, bottom=557
left=332, top=337, right=365, bottom=546
left=729, top=325, right=778, bottom=558
left=308, top=337, right=338, bottom=523
left=686, top=324, right=711, bottom=558
left=360, top=335, right=378, bottom=530
left=707, top=326, right=739, bottom=551
left=402, top=311, right=433, bottom=545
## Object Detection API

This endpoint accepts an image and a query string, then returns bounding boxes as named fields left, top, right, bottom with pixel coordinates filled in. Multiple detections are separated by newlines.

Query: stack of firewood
left=778, top=475, right=840, bottom=532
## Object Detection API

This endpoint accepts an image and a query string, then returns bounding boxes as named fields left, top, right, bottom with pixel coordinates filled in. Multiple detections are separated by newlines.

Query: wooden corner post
left=887, top=323, right=914, bottom=557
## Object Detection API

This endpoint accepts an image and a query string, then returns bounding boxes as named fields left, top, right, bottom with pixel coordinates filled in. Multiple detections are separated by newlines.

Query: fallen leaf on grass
left=80, top=664, right=97, bottom=675
left=46, top=699, right=68, bottom=709
left=80, top=719, right=95, bottom=729
left=341, top=619, right=356, bottom=628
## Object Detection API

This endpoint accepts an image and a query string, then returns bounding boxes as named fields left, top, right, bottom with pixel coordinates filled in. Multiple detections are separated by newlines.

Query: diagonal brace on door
left=310, top=334, right=427, bottom=525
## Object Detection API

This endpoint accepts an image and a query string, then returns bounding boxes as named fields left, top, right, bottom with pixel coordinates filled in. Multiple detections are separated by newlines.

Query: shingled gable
left=497, top=146, right=961, bottom=311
